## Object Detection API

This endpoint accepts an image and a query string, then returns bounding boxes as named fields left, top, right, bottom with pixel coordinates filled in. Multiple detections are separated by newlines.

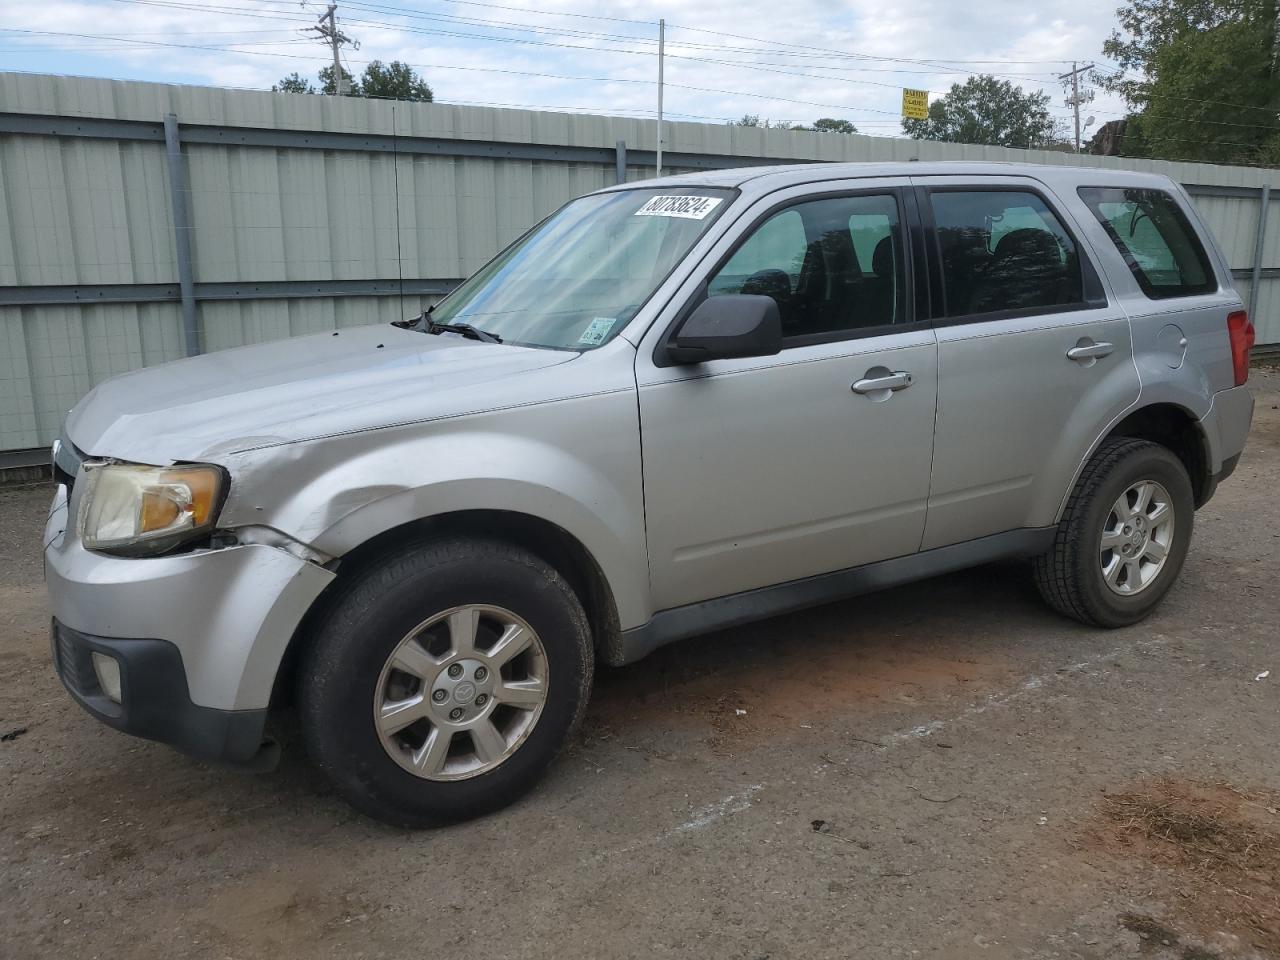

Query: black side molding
left=610, top=527, right=1056, bottom=666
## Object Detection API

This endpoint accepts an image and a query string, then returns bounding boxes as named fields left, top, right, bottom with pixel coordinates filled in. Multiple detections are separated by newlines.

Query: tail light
left=1227, top=310, right=1255, bottom=386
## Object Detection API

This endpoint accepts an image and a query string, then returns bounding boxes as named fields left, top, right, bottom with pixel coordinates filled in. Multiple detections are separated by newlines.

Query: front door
left=636, top=185, right=939, bottom=611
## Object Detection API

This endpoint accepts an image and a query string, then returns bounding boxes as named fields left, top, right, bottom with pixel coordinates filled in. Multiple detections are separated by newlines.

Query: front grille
left=51, top=436, right=85, bottom=493
left=53, top=622, right=99, bottom=697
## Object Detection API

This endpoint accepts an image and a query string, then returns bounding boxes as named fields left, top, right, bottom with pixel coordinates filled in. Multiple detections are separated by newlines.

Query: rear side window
left=929, top=190, right=1085, bottom=319
left=1078, top=187, right=1216, bottom=299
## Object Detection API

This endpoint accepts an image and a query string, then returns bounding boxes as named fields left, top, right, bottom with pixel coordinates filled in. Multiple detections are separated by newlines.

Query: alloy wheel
left=1099, top=479, right=1175, bottom=596
left=373, top=604, right=549, bottom=781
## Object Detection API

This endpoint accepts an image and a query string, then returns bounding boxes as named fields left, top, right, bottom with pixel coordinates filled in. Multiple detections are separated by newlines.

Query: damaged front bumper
left=44, top=486, right=334, bottom=763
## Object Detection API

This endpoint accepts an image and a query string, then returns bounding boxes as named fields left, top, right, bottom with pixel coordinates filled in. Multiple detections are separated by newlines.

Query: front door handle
left=851, top=370, right=914, bottom=394
left=1066, top=340, right=1115, bottom=362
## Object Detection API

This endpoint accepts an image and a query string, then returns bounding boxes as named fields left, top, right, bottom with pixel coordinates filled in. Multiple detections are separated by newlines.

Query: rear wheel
left=1034, top=438, right=1194, bottom=627
left=297, top=537, right=593, bottom=827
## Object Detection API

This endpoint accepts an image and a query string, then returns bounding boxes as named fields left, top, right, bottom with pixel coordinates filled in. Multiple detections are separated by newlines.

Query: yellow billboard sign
left=901, top=88, right=929, bottom=120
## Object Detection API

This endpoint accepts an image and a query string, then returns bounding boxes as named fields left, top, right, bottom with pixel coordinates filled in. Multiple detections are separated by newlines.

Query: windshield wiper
left=393, top=306, right=503, bottom=343
left=426, top=319, right=503, bottom=343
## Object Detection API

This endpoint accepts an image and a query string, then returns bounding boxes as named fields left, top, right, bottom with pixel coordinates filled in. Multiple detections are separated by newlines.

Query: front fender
left=219, top=390, right=652, bottom=629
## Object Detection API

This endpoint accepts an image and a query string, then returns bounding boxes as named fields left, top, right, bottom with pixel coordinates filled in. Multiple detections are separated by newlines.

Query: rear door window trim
left=915, top=182, right=1109, bottom=329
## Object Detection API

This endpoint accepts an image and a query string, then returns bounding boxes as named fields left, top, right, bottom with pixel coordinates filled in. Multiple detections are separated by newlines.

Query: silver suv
left=45, top=162, right=1256, bottom=826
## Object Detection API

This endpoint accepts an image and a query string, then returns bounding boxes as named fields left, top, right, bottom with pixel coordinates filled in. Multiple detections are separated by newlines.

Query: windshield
left=428, top=187, right=735, bottom=349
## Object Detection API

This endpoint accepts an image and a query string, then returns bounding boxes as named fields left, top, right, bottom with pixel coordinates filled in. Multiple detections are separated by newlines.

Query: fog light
left=91, top=652, right=122, bottom=703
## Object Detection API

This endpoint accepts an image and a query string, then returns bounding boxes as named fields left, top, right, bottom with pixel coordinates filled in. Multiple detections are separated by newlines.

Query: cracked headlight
left=78, top=462, right=226, bottom=556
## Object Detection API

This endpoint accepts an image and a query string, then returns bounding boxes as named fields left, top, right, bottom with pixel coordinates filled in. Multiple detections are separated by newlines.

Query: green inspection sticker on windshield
left=578, top=317, right=616, bottom=345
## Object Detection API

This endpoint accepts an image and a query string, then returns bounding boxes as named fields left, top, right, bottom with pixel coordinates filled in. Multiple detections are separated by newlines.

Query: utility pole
left=312, top=3, right=358, bottom=95
left=1059, top=61, right=1095, bottom=152
left=656, top=17, right=665, bottom=178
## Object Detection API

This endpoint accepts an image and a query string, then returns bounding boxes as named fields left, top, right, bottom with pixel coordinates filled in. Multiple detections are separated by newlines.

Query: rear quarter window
left=1078, top=187, right=1216, bottom=299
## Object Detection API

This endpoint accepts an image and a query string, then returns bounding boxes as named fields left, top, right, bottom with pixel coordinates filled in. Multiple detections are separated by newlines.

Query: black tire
left=1034, top=438, right=1194, bottom=628
left=297, top=537, right=593, bottom=828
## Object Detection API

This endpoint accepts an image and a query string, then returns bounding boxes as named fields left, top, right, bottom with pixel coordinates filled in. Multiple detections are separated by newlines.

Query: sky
left=0, top=0, right=1133, bottom=142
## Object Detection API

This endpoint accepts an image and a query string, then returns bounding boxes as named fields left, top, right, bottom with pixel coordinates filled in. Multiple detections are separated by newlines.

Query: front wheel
left=1034, top=438, right=1194, bottom=628
left=297, top=538, right=593, bottom=827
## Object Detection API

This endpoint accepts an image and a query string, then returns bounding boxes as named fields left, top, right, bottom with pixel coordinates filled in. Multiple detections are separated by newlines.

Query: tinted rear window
left=1078, top=187, right=1216, bottom=299
left=929, top=190, right=1085, bottom=319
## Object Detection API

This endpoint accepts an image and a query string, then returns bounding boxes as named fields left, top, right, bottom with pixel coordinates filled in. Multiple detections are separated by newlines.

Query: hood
left=64, top=324, right=576, bottom=463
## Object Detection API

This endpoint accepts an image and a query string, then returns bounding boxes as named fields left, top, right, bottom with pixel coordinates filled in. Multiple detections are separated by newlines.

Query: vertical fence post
left=615, top=140, right=627, bottom=185
left=1250, top=184, right=1271, bottom=321
left=163, top=112, right=202, bottom=357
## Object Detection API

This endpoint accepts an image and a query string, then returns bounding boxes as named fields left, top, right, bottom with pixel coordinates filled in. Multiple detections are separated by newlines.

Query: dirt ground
left=2, top=370, right=1278, bottom=960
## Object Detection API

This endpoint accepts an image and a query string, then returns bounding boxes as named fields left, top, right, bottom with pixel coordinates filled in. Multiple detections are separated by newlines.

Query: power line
left=312, top=1, right=1103, bottom=99
left=0, top=27, right=314, bottom=49
left=340, top=0, right=655, bottom=27
left=1081, top=104, right=1280, bottom=135
left=0, top=26, right=308, bottom=37
left=102, top=0, right=315, bottom=22
left=340, top=0, right=658, bottom=45
left=99, top=0, right=1089, bottom=74
left=0, top=26, right=900, bottom=119
left=343, top=0, right=1081, bottom=69
left=342, top=0, right=1061, bottom=69
left=333, top=12, right=1070, bottom=86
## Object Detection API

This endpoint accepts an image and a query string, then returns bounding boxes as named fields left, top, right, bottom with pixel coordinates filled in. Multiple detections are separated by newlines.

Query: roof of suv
left=600, top=160, right=1179, bottom=195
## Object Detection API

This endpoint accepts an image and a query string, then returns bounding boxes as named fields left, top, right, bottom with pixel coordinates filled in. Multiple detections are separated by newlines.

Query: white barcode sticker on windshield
left=635, top=195, right=723, bottom=220
left=578, top=317, right=616, bottom=345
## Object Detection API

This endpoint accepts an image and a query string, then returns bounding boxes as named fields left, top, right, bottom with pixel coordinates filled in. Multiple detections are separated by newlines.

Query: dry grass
left=1096, top=778, right=1280, bottom=954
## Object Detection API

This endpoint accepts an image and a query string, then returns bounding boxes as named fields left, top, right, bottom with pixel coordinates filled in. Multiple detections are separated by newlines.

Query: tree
left=276, top=61, right=433, bottom=101
left=902, top=75, right=1057, bottom=148
left=729, top=115, right=800, bottom=129
left=810, top=117, right=858, bottom=134
left=359, top=60, right=433, bottom=101
left=1101, top=0, right=1280, bottom=164
left=319, top=65, right=361, bottom=97
left=273, top=72, right=315, bottom=94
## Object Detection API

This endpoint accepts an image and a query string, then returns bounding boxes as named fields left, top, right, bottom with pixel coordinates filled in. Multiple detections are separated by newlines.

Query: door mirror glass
left=665, top=295, right=782, bottom=364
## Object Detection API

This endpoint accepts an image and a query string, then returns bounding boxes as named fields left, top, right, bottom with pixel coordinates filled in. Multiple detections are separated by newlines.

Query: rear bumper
left=51, top=620, right=267, bottom=763
left=1195, top=384, right=1253, bottom=507
left=1200, top=384, right=1254, bottom=474
left=1198, top=452, right=1241, bottom=508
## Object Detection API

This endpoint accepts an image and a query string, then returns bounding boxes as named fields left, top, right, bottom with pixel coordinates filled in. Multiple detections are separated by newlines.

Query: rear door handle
left=1066, top=340, right=1115, bottom=362
left=851, top=371, right=914, bottom=394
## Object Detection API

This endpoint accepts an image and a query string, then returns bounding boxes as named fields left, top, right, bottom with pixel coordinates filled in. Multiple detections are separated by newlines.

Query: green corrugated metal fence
left=2, top=71, right=1278, bottom=456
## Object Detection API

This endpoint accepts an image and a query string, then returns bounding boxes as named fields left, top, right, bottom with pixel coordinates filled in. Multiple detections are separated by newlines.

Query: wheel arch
left=1062, top=401, right=1213, bottom=520
left=272, top=509, right=625, bottom=709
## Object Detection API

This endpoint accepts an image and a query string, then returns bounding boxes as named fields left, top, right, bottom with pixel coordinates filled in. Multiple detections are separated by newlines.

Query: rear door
left=914, top=176, right=1140, bottom=549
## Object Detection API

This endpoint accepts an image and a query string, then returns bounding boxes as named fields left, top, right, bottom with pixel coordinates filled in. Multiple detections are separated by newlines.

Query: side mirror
left=665, top=294, right=782, bottom=365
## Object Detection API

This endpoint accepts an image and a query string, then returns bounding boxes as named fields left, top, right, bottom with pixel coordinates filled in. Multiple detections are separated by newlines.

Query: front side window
left=1078, top=187, right=1216, bottom=299
left=708, top=193, right=907, bottom=340
left=430, top=187, right=733, bottom=349
left=930, top=190, right=1084, bottom=319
